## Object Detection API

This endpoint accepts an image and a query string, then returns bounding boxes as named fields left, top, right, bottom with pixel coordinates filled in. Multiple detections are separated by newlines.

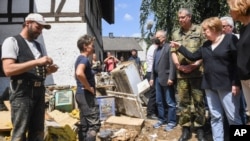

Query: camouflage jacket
left=171, top=24, right=205, bottom=78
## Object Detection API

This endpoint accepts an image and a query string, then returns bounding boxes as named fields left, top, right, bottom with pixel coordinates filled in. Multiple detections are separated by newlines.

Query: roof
left=103, top=37, right=143, bottom=51
left=101, top=0, right=114, bottom=24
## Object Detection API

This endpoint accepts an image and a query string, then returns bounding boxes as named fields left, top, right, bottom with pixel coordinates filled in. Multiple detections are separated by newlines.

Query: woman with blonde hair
left=171, top=17, right=242, bottom=141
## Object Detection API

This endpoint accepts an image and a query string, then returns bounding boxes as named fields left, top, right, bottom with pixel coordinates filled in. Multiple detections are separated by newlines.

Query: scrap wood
left=47, top=110, right=78, bottom=128
left=0, top=111, right=12, bottom=131
left=3, top=101, right=11, bottom=111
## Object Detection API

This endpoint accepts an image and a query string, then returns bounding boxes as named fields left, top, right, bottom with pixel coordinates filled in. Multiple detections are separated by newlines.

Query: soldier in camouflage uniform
left=171, top=8, right=206, bottom=141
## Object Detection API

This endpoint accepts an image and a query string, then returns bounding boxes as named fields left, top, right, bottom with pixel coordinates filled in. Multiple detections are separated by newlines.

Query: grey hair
left=156, top=30, right=167, bottom=38
left=178, top=8, right=192, bottom=17
left=220, top=16, right=234, bottom=28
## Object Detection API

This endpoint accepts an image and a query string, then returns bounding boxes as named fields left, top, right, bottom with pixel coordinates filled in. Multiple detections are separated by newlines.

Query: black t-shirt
left=75, top=55, right=95, bottom=94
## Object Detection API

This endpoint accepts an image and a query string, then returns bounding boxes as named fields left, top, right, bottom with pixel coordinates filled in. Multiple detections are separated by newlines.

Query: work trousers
left=145, top=72, right=157, bottom=116
left=10, top=80, right=45, bottom=141
left=177, top=78, right=206, bottom=127
left=75, top=90, right=101, bottom=141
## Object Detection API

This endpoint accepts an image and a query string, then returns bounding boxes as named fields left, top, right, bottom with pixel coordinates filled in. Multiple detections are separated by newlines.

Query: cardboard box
left=96, top=96, right=115, bottom=120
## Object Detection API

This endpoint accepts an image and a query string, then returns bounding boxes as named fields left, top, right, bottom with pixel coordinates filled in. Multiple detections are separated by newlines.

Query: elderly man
left=220, top=16, right=235, bottom=33
left=150, top=30, right=177, bottom=131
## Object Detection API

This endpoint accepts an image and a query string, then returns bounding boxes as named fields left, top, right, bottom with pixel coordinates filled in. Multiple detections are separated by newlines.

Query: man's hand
left=232, top=85, right=240, bottom=96
left=178, top=64, right=197, bottom=73
left=167, top=79, right=174, bottom=86
left=170, top=41, right=181, bottom=48
left=37, top=56, right=53, bottom=66
left=46, top=64, right=59, bottom=74
left=149, top=80, right=154, bottom=86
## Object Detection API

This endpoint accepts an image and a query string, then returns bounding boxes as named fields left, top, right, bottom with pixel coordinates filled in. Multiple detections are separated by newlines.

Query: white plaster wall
left=39, top=23, right=87, bottom=86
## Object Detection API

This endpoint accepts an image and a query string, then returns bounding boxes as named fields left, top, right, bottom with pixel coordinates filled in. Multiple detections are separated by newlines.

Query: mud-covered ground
left=98, top=117, right=214, bottom=141
left=136, top=119, right=213, bottom=141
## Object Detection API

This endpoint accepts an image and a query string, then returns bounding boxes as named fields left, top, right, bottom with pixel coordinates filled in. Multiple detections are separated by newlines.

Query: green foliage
left=140, top=0, right=230, bottom=41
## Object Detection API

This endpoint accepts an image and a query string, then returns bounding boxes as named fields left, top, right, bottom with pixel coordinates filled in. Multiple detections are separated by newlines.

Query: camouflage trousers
left=177, top=78, right=206, bottom=127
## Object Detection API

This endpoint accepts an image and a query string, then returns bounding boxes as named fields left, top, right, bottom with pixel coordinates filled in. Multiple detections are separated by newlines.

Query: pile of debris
left=0, top=61, right=152, bottom=141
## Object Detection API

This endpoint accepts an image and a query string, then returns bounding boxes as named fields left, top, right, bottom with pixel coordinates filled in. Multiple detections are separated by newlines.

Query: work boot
left=98, top=129, right=113, bottom=141
left=196, top=128, right=206, bottom=141
left=86, top=130, right=97, bottom=141
left=178, top=127, right=191, bottom=141
left=147, top=114, right=158, bottom=120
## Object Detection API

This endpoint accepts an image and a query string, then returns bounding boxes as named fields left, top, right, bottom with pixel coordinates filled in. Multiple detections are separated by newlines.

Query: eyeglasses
left=178, top=15, right=188, bottom=19
left=222, top=25, right=231, bottom=28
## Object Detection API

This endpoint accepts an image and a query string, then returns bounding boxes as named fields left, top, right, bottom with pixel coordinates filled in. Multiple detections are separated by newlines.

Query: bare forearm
left=193, top=59, right=202, bottom=66
left=77, top=74, right=92, bottom=90
left=3, top=60, right=40, bottom=76
left=172, top=52, right=180, bottom=67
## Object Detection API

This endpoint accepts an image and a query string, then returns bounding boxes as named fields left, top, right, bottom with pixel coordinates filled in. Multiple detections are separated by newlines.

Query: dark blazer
left=237, top=23, right=250, bottom=80
left=178, top=34, right=240, bottom=89
left=151, top=43, right=176, bottom=86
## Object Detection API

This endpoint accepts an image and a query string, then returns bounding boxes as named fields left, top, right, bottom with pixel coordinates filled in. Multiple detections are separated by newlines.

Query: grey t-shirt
left=1, top=36, right=47, bottom=60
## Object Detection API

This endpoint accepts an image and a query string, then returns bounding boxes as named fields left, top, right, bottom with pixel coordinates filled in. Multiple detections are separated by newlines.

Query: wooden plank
left=105, top=116, right=144, bottom=132
left=3, top=101, right=10, bottom=111
left=47, top=110, right=78, bottom=128
left=0, top=111, right=12, bottom=131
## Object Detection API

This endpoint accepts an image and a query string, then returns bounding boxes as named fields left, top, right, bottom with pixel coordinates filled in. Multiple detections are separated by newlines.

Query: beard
left=28, top=25, right=39, bottom=40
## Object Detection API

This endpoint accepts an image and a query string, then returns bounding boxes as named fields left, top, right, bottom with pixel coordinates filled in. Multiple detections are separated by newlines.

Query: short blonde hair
left=201, top=17, right=222, bottom=33
left=227, top=0, right=250, bottom=16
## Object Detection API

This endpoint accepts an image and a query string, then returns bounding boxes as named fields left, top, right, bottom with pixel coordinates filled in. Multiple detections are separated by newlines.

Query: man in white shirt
left=145, top=42, right=158, bottom=119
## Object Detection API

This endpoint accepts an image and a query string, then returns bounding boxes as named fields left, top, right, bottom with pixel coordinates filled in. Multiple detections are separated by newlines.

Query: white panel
left=62, top=0, right=79, bottom=12
left=59, top=17, right=82, bottom=21
left=138, top=40, right=147, bottom=61
left=0, top=0, right=8, bottom=13
left=34, top=0, right=79, bottom=13
left=37, top=23, right=88, bottom=86
left=12, top=0, right=29, bottom=13
left=0, top=18, right=8, bottom=22
left=12, top=18, right=24, bottom=23
left=34, top=0, right=51, bottom=12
